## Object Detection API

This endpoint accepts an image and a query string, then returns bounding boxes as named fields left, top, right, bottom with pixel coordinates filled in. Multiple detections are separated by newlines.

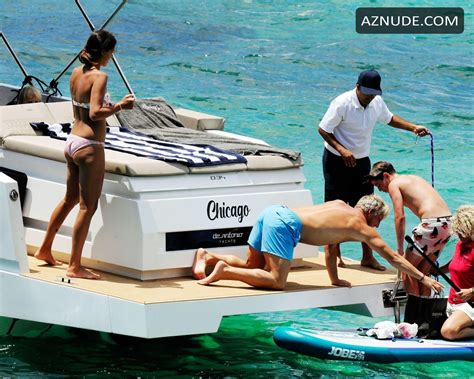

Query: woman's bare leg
left=67, top=146, right=104, bottom=279
left=441, top=310, right=474, bottom=340
left=34, top=155, right=80, bottom=265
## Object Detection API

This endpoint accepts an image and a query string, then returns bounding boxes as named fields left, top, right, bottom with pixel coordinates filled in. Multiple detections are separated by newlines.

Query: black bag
left=404, top=294, right=447, bottom=339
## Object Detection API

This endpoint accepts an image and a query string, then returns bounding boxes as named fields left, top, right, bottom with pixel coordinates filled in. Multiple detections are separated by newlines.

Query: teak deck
left=25, top=255, right=398, bottom=305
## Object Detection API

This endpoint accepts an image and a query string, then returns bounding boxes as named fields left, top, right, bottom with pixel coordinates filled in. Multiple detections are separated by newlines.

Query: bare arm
left=388, top=184, right=406, bottom=254
left=355, top=221, right=444, bottom=293
left=89, top=74, right=134, bottom=121
left=325, top=244, right=351, bottom=287
left=318, top=128, right=356, bottom=167
left=388, top=115, right=429, bottom=137
left=453, top=288, right=474, bottom=302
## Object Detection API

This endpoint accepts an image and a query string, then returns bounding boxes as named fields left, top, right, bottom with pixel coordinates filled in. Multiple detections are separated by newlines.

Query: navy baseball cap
left=357, top=70, right=382, bottom=96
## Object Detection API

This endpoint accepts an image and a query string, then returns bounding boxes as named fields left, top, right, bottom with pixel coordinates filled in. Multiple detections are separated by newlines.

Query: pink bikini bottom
left=64, top=134, right=104, bottom=157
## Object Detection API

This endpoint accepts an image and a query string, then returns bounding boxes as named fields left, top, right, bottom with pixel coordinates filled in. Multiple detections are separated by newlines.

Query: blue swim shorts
left=248, top=205, right=302, bottom=261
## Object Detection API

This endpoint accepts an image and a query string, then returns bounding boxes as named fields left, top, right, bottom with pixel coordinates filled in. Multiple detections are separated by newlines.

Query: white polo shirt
left=319, top=89, right=393, bottom=159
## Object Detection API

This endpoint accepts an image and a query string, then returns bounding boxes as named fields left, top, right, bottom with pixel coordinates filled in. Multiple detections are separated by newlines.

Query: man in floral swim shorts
left=368, top=161, right=452, bottom=296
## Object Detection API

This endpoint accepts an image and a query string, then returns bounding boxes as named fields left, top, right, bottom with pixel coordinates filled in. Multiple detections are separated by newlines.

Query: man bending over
left=192, top=194, right=443, bottom=294
left=367, top=161, right=451, bottom=296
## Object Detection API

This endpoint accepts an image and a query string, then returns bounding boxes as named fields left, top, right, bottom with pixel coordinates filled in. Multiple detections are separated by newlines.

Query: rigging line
left=75, top=0, right=135, bottom=97
left=416, top=132, right=435, bottom=187
left=49, top=0, right=127, bottom=91
left=429, top=132, right=435, bottom=188
left=0, top=32, right=29, bottom=78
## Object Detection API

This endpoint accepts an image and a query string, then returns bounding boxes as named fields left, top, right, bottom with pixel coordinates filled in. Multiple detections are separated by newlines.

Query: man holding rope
left=318, top=69, right=429, bottom=271
left=368, top=161, right=451, bottom=296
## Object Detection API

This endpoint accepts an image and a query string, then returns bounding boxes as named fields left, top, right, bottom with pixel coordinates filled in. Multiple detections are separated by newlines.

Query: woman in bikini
left=34, top=30, right=135, bottom=279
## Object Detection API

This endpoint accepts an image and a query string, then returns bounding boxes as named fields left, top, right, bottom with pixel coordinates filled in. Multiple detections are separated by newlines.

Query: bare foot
left=34, top=249, right=62, bottom=266
left=338, top=259, right=346, bottom=268
left=197, top=261, right=228, bottom=286
left=67, top=266, right=100, bottom=280
left=192, top=248, right=208, bottom=280
left=361, top=258, right=386, bottom=271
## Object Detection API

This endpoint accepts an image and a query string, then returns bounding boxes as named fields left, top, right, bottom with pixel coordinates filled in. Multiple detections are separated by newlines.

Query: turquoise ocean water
left=1, top=0, right=473, bottom=377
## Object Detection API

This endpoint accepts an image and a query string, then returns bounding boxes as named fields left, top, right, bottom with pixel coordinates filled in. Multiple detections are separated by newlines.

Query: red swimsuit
left=448, top=240, right=474, bottom=305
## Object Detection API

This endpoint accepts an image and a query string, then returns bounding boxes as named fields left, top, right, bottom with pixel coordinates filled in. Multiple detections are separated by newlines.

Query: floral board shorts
left=408, top=216, right=452, bottom=259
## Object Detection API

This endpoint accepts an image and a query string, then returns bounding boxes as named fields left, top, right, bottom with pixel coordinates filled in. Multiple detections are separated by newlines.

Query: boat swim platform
left=0, top=166, right=397, bottom=339
left=6, top=254, right=399, bottom=339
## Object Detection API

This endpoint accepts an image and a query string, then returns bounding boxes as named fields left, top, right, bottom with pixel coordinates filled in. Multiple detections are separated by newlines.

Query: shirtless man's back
left=296, top=201, right=369, bottom=246
left=388, top=174, right=450, bottom=219
left=192, top=195, right=443, bottom=294
left=368, top=161, right=451, bottom=296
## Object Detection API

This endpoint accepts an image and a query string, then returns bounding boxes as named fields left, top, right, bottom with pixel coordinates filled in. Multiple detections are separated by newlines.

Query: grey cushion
left=245, top=155, right=303, bottom=170
left=44, top=102, right=74, bottom=124
left=0, top=103, right=53, bottom=141
left=3, top=136, right=189, bottom=177
left=174, top=108, right=225, bottom=130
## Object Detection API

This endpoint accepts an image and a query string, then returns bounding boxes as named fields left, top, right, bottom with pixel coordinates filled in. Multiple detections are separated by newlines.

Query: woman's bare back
left=70, top=66, right=108, bottom=141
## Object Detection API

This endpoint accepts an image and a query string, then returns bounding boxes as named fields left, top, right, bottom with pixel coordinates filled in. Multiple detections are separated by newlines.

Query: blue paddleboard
left=273, top=327, right=474, bottom=363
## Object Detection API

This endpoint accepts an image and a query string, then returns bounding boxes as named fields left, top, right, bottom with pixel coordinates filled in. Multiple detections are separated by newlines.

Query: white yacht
left=0, top=82, right=400, bottom=338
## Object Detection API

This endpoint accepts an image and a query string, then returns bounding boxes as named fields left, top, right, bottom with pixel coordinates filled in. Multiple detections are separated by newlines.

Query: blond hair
left=18, top=85, right=41, bottom=104
left=355, top=194, right=390, bottom=219
left=451, top=205, right=474, bottom=241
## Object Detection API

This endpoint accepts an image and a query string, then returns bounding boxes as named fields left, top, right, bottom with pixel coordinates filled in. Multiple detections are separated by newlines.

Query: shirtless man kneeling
left=192, top=194, right=443, bottom=294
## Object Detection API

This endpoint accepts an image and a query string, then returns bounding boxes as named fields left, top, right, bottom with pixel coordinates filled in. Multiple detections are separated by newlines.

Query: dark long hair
left=79, top=30, right=117, bottom=67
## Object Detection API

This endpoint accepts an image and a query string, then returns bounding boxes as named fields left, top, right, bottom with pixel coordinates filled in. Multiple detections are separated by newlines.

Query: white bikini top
left=72, top=92, right=111, bottom=109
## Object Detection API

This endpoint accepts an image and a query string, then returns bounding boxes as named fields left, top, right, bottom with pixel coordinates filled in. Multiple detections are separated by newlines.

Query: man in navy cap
left=318, top=69, right=429, bottom=271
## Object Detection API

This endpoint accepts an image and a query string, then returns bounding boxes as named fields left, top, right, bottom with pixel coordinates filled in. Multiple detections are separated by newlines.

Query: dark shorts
left=322, top=148, right=373, bottom=206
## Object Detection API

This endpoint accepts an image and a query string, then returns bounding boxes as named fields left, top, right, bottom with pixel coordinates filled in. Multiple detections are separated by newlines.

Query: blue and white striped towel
left=30, top=122, right=247, bottom=167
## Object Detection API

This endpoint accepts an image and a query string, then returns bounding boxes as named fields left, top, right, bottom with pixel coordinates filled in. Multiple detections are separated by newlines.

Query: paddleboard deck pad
left=273, top=327, right=474, bottom=363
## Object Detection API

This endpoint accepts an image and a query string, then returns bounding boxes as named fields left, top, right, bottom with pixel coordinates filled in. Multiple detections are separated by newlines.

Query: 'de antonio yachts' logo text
left=212, top=231, right=244, bottom=240
left=207, top=200, right=250, bottom=223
